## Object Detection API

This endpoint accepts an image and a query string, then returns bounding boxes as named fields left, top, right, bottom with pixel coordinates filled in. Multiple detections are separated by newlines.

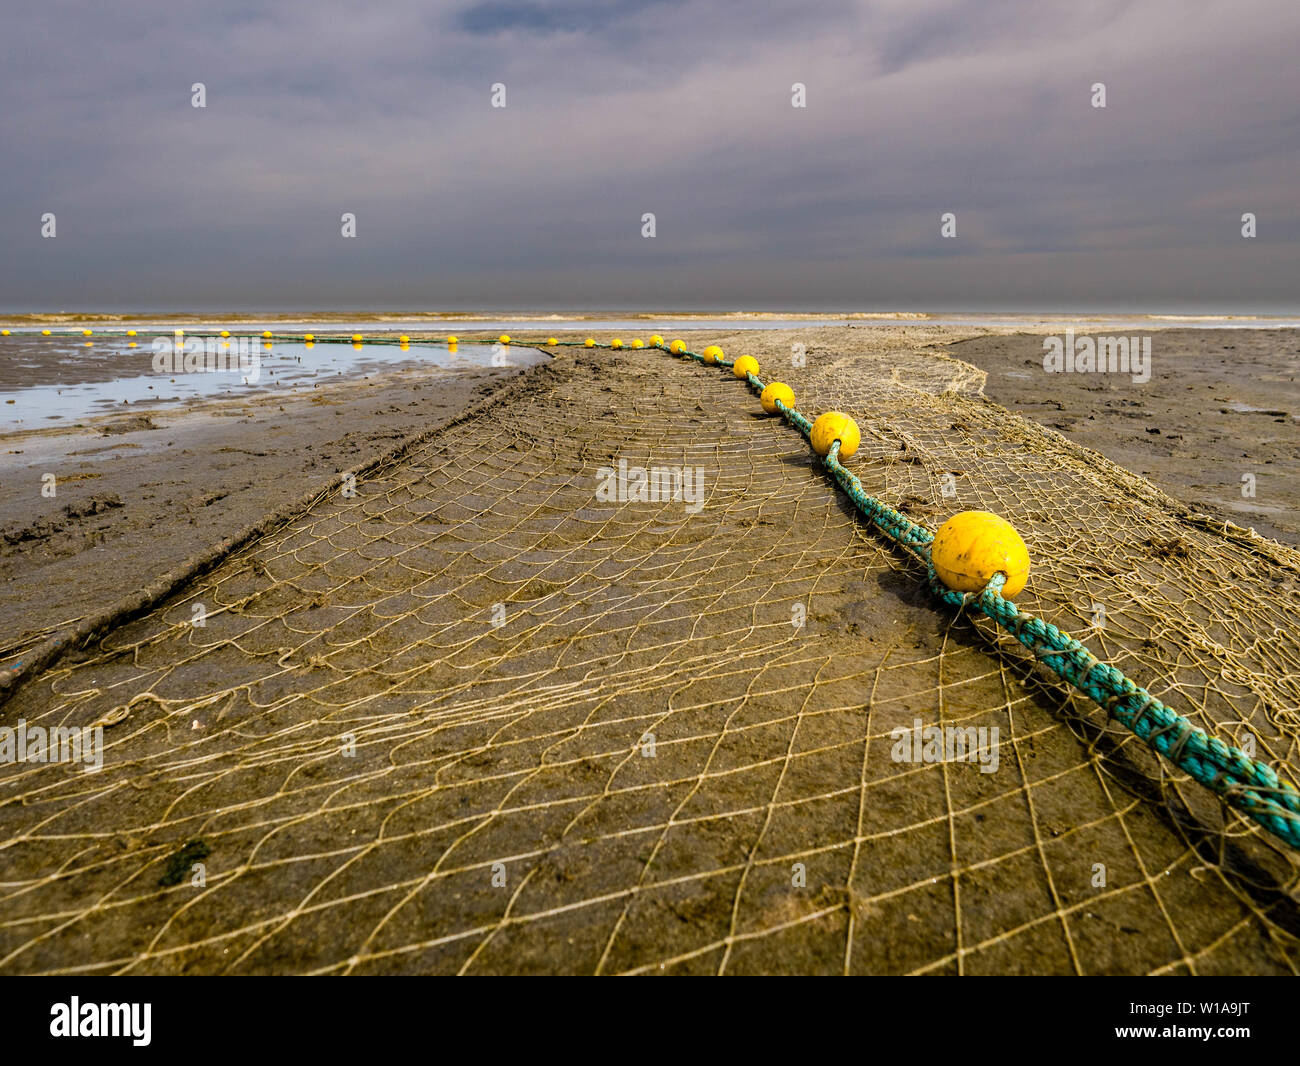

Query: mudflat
left=1, top=357, right=516, bottom=652
left=947, top=328, right=1300, bottom=545
left=1, top=328, right=1297, bottom=974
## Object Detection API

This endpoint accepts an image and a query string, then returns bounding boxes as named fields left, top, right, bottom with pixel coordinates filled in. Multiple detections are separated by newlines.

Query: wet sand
left=4, top=324, right=1297, bottom=658
left=2, top=328, right=1297, bottom=975
left=947, top=329, right=1300, bottom=545
left=1, top=358, right=516, bottom=655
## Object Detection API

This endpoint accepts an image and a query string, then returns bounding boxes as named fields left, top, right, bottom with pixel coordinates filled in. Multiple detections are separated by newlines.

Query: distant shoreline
left=1, top=310, right=1297, bottom=327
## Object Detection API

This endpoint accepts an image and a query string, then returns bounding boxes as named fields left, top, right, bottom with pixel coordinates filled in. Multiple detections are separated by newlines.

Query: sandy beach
left=2, top=324, right=1298, bottom=975
left=1, top=356, right=518, bottom=652
left=5, top=324, right=1295, bottom=653
left=951, top=328, right=1300, bottom=545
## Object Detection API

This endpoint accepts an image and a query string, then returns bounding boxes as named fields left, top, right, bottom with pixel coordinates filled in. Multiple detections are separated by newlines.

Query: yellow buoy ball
left=352, top=333, right=363, bottom=342
left=219, top=330, right=229, bottom=338
left=760, top=381, right=795, bottom=414
left=447, top=335, right=458, bottom=344
left=41, top=329, right=51, bottom=335
left=732, top=355, right=759, bottom=378
left=810, top=411, right=861, bottom=459
left=400, top=334, right=410, bottom=343
left=547, top=337, right=558, bottom=346
left=931, top=511, right=1031, bottom=599
left=584, top=337, right=595, bottom=347
left=611, top=338, right=623, bottom=349
left=498, top=334, right=511, bottom=345
left=127, top=330, right=137, bottom=337
left=262, top=330, right=272, bottom=338
left=701, top=344, right=723, bottom=364
left=649, top=334, right=664, bottom=347
left=0, top=330, right=8, bottom=336
left=83, top=329, right=93, bottom=336
left=304, top=333, right=314, bottom=341
left=669, top=339, right=686, bottom=354
left=630, top=338, right=644, bottom=348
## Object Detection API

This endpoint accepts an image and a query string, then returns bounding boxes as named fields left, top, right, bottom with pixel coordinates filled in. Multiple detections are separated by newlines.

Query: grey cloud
left=0, top=0, right=1296, bottom=310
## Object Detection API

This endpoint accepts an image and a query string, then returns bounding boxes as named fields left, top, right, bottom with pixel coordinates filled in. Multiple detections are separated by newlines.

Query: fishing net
left=1, top=328, right=1298, bottom=975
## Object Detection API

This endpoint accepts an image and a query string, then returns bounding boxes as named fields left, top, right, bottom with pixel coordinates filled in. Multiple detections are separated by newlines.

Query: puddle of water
left=1219, top=402, right=1290, bottom=415
left=1202, top=496, right=1288, bottom=516
left=0, top=336, right=543, bottom=433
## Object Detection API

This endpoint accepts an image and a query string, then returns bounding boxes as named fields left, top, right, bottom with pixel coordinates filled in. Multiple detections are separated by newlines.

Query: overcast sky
left=2, top=0, right=1297, bottom=311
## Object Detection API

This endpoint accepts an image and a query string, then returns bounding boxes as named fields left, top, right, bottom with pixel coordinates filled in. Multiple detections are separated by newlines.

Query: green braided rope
left=653, top=338, right=1300, bottom=850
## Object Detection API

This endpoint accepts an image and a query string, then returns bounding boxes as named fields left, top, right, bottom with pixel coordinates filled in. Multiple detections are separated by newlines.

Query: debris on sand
left=99, top=415, right=158, bottom=435
left=2, top=493, right=123, bottom=547
left=158, top=840, right=211, bottom=887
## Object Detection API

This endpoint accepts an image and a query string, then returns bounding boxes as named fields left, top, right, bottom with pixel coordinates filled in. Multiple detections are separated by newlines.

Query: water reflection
left=0, top=336, right=540, bottom=432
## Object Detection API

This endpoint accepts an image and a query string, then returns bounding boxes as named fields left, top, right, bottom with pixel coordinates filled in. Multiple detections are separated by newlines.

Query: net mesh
left=2, top=329, right=1299, bottom=975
